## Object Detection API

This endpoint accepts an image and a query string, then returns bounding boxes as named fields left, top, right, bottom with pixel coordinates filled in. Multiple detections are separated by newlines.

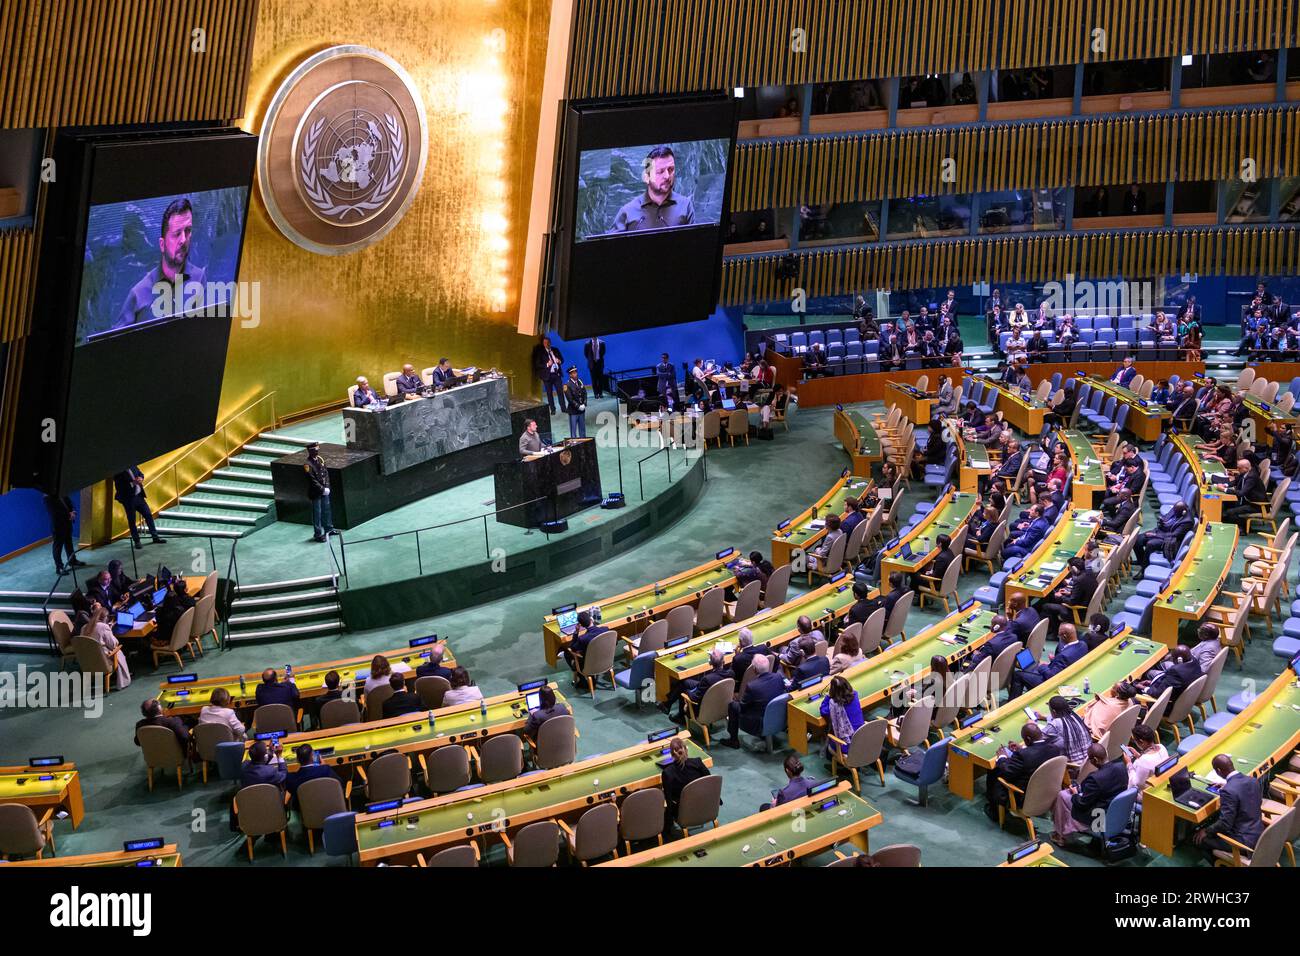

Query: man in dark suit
left=532, top=335, right=564, bottom=412
left=112, top=465, right=165, bottom=548
left=1109, top=356, right=1138, bottom=388
left=729, top=629, right=770, bottom=685
left=1170, top=384, right=1199, bottom=430
left=1008, top=623, right=1088, bottom=697
left=985, top=722, right=1061, bottom=819
left=561, top=611, right=608, bottom=682
left=86, top=570, right=119, bottom=611
left=1194, top=753, right=1266, bottom=860
left=1134, top=501, right=1194, bottom=564
left=584, top=337, right=606, bottom=398
left=430, top=358, right=459, bottom=389
left=994, top=439, right=1025, bottom=484
left=671, top=648, right=732, bottom=723
left=381, top=673, right=422, bottom=718
left=1100, top=488, right=1137, bottom=533
left=1054, top=743, right=1128, bottom=842
left=394, top=363, right=424, bottom=397
left=1223, top=458, right=1269, bottom=526
left=524, top=685, right=571, bottom=738
left=963, top=615, right=1013, bottom=672
left=724, top=655, right=784, bottom=747
left=134, top=698, right=190, bottom=751
left=415, top=643, right=453, bottom=681
left=1036, top=557, right=1097, bottom=637
left=1002, top=505, right=1050, bottom=560
left=255, top=669, right=300, bottom=711
left=1138, top=645, right=1200, bottom=701
left=239, top=740, right=287, bottom=789
left=153, top=578, right=196, bottom=646
left=44, top=494, right=85, bottom=575
left=911, top=533, right=955, bottom=592
left=1005, top=594, right=1040, bottom=646
left=286, top=744, right=336, bottom=808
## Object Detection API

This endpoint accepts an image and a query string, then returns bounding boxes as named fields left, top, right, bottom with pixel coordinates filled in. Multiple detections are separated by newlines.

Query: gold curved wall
left=221, top=0, right=553, bottom=423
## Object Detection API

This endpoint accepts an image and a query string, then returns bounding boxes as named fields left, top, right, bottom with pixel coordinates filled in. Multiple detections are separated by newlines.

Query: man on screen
left=611, top=146, right=695, bottom=233
left=114, top=198, right=207, bottom=332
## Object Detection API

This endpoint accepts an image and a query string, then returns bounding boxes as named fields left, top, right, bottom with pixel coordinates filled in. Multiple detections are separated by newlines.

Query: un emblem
left=257, top=46, right=428, bottom=255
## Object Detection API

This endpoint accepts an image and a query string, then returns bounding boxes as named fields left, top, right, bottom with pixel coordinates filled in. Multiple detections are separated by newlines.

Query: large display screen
left=552, top=97, right=738, bottom=340
left=574, top=138, right=729, bottom=242
left=75, top=186, right=250, bottom=346
left=13, top=128, right=257, bottom=495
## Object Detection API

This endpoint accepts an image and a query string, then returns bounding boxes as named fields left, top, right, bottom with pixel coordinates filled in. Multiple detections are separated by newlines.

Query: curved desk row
left=879, top=489, right=979, bottom=594
left=772, top=474, right=873, bottom=568
left=0, top=763, right=84, bottom=829
left=1169, top=432, right=1234, bottom=523
left=967, top=375, right=1050, bottom=435
left=1003, top=509, right=1102, bottom=608
left=1150, top=521, right=1238, bottom=649
left=833, top=407, right=883, bottom=476
left=1082, top=376, right=1169, bottom=441
left=1059, top=429, right=1107, bottom=509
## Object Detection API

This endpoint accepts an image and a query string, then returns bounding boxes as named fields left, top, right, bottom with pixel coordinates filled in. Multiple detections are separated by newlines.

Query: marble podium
left=343, top=375, right=511, bottom=474
left=493, top=437, right=602, bottom=528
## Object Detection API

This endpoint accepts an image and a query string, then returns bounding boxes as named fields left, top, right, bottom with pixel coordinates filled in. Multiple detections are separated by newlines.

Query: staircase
left=0, top=590, right=71, bottom=653
left=224, top=574, right=345, bottom=645
left=152, top=432, right=311, bottom=540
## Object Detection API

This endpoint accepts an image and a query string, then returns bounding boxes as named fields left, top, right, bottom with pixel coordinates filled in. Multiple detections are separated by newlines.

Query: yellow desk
left=998, top=840, right=1068, bottom=867
left=886, top=381, right=934, bottom=425
left=973, top=376, right=1049, bottom=435
left=833, top=407, right=883, bottom=476
left=1002, top=509, right=1100, bottom=607
left=947, top=418, right=991, bottom=492
left=1149, top=521, right=1237, bottom=648
left=6, top=844, right=182, bottom=867
left=1084, top=377, right=1168, bottom=441
left=771, top=474, right=872, bottom=568
left=1140, top=668, right=1300, bottom=856
left=601, top=782, right=881, bottom=866
left=1059, top=429, right=1107, bottom=509
left=878, top=489, right=979, bottom=594
left=116, top=576, right=210, bottom=642
left=1169, top=433, right=1234, bottom=523
left=0, top=763, right=84, bottom=828
left=541, top=551, right=740, bottom=666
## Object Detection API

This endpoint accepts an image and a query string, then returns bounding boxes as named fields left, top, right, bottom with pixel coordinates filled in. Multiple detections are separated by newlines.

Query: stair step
left=195, top=480, right=275, bottom=498
left=257, top=432, right=316, bottom=447
left=234, top=575, right=336, bottom=596
left=225, top=621, right=343, bottom=643
left=228, top=603, right=341, bottom=626
left=212, top=468, right=273, bottom=484
left=232, top=587, right=337, bottom=609
left=0, top=605, right=46, bottom=616
left=240, top=443, right=294, bottom=457
left=0, top=591, right=71, bottom=600
left=180, top=494, right=270, bottom=513
left=153, top=524, right=245, bottom=540
left=161, top=508, right=257, bottom=526
left=0, top=621, right=49, bottom=633
left=0, top=638, right=52, bottom=653
left=228, top=455, right=273, bottom=470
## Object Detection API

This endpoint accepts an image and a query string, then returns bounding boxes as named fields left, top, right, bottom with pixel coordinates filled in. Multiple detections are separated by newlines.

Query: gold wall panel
left=720, top=225, right=1300, bottom=305
left=566, top=0, right=1298, bottom=98
left=221, top=0, right=554, bottom=422
left=731, top=107, right=1300, bottom=211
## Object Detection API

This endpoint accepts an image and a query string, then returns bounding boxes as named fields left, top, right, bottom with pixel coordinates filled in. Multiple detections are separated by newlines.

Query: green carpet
left=0, top=399, right=1289, bottom=868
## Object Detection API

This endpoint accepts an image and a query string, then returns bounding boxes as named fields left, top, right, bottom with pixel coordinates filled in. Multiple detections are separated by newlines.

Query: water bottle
left=1083, top=676, right=1091, bottom=695
left=480, top=698, right=488, bottom=719
left=239, top=674, right=246, bottom=697
left=285, top=663, right=293, bottom=680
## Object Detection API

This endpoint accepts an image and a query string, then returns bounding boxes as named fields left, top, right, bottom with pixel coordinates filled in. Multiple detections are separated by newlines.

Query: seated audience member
left=1149, top=378, right=1171, bottom=405
left=1041, top=695, right=1092, bottom=765
left=785, top=638, right=830, bottom=683
left=1081, top=612, right=1113, bottom=651
left=1136, top=645, right=1200, bottom=701
left=670, top=648, right=731, bottom=723
left=1100, top=488, right=1136, bottom=533
left=839, top=497, right=866, bottom=537
left=106, top=559, right=135, bottom=598
left=1082, top=680, right=1138, bottom=737
left=198, top=687, right=245, bottom=740
left=240, top=739, right=287, bottom=789
left=912, top=532, right=955, bottom=592
left=1223, top=458, right=1269, bottom=527
left=819, top=674, right=865, bottom=756
left=255, top=668, right=300, bottom=711
left=1123, top=723, right=1169, bottom=794
left=1192, top=754, right=1265, bottom=861
left=1005, top=593, right=1040, bottom=645
left=724, top=655, right=785, bottom=748
left=829, top=632, right=865, bottom=676
left=394, top=363, right=423, bottom=397
left=1007, top=623, right=1087, bottom=697
left=285, top=744, right=336, bottom=808
left=964, top=614, right=1013, bottom=672
left=660, top=736, right=711, bottom=833
left=560, top=610, right=608, bottom=682
left=729, top=628, right=769, bottom=685
left=806, top=514, right=844, bottom=572
left=1133, top=501, right=1194, bottom=565
left=524, top=684, right=571, bottom=737
left=442, top=666, right=484, bottom=706
left=1002, top=505, right=1049, bottom=559
left=763, top=754, right=816, bottom=810
left=134, top=698, right=190, bottom=751
left=415, top=642, right=454, bottom=681
left=1110, top=356, right=1137, bottom=387
left=317, top=671, right=344, bottom=706
left=847, top=581, right=876, bottom=625
left=362, top=655, right=409, bottom=698
left=985, top=722, right=1061, bottom=820
left=1082, top=539, right=1103, bottom=577
left=1189, top=622, right=1223, bottom=673
left=1050, top=742, right=1126, bottom=845
left=352, top=376, right=379, bottom=407
left=153, top=578, right=196, bottom=646
left=431, top=358, right=458, bottom=388
left=1036, top=557, right=1096, bottom=637
left=381, top=673, right=423, bottom=718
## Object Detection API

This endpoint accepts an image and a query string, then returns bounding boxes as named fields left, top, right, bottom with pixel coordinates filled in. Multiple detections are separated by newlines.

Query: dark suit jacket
left=997, top=451, right=1025, bottom=480
left=523, top=702, right=571, bottom=738
left=1071, top=758, right=1128, bottom=824
left=286, top=763, right=336, bottom=804
left=1206, top=773, right=1265, bottom=847
left=44, top=495, right=75, bottom=529
left=1043, top=639, right=1089, bottom=677
left=737, top=672, right=786, bottom=734
left=240, top=758, right=287, bottom=790
left=112, top=467, right=146, bottom=504
left=1008, top=607, right=1041, bottom=644
left=584, top=339, right=605, bottom=364
left=793, top=656, right=830, bottom=682
left=415, top=660, right=453, bottom=681
left=1103, top=500, right=1136, bottom=531
left=381, top=691, right=423, bottom=719
left=994, top=740, right=1061, bottom=793
left=661, top=757, right=710, bottom=817
left=255, top=680, right=300, bottom=710
left=1056, top=570, right=1098, bottom=607
left=1147, top=658, right=1201, bottom=701
left=1235, top=472, right=1267, bottom=504
left=920, top=549, right=954, bottom=584
left=86, top=582, right=117, bottom=610
left=686, top=666, right=731, bottom=705
left=730, top=644, right=769, bottom=685
left=532, top=343, right=563, bottom=379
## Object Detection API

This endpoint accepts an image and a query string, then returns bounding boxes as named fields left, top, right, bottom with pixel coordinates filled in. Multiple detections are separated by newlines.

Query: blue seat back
left=761, top=692, right=790, bottom=737
left=215, top=741, right=247, bottom=781
left=1104, top=787, right=1139, bottom=839
left=918, top=738, right=951, bottom=786
left=322, top=810, right=358, bottom=857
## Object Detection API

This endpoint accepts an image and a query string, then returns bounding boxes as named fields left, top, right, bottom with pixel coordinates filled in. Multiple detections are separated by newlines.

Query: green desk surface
left=778, top=477, right=872, bottom=548
left=1060, top=430, right=1105, bottom=486
left=888, top=492, right=979, bottom=572
left=356, top=739, right=709, bottom=853
left=845, top=411, right=881, bottom=458
left=1153, top=522, right=1236, bottom=612
left=792, top=606, right=1000, bottom=719
left=1088, top=378, right=1168, bottom=418
left=260, top=692, right=547, bottom=767
left=584, top=563, right=733, bottom=623
left=1148, top=676, right=1300, bottom=805
left=1172, top=434, right=1228, bottom=485
left=1242, top=394, right=1300, bottom=425
left=0, top=770, right=75, bottom=799
left=962, top=435, right=990, bottom=469
left=975, top=377, right=1051, bottom=411
left=1007, top=510, right=1099, bottom=589
left=85, top=855, right=182, bottom=868
left=951, top=635, right=1163, bottom=763
left=635, top=791, right=878, bottom=867
left=156, top=647, right=454, bottom=711
left=662, top=579, right=857, bottom=675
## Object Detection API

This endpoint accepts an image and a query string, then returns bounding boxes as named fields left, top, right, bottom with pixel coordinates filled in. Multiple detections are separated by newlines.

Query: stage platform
left=0, top=399, right=708, bottom=642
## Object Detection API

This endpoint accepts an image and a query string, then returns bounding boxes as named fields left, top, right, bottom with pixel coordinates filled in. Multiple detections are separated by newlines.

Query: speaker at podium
left=493, top=437, right=602, bottom=528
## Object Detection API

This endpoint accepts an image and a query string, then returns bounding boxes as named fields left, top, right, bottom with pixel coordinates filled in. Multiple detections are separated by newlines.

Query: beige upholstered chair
left=503, top=820, right=560, bottom=867
left=137, top=724, right=187, bottom=791
left=675, top=774, right=723, bottom=835
left=575, top=629, right=617, bottom=698
left=1000, top=754, right=1068, bottom=840
left=421, top=844, right=480, bottom=867
left=72, top=634, right=118, bottom=691
left=1213, top=806, right=1295, bottom=868
left=729, top=580, right=762, bottom=622
left=296, top=775, right=348, bottom=854
left=415, top=675, right=450, bottom=709
left=829, top=718, right=888, bottom=791
left=694, top=587, right=726, bottom=633
left=618, top=787, right=666, bottom=855
left=725, top=408, right=750, bottom=446
left=870, top=843, right=922, bottom=867
left=189, top=593, right=219, bottom=654
left=0, top=803, right=54, bottom=861
left=359, top=751, right=411, bottom=803
left=193, top=722, right=235, bottom=784
left=762, top=564, right=792, bottom=608
left=682, top=677, right=734, bottom=747
left=559, top=801, right=619, bottom=865
left=364, top=684, right=394, bottom=721
left=319, top=698, right=361, bottom=728
left=474, top=733, right=523, bottom=783
left=422, top=745, right=471, bottom=794
left=665, top=604, right=696, bottom=641
left=48, top=611, right=76, bottom=671
left=234, top=783, right=290, bottom=860
left=531, top=713, right=577, bottom=769
left=151, top=605, right=196, bottom=668
left=252, top=703, right=299, bottom=737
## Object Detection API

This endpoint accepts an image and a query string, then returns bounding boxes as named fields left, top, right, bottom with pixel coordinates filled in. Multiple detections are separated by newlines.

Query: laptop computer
left=721, top=398, right=737, bottom=411
left=556, top=609, right=579, bottom=635
left=1014, top=648, right=1037, bottom=670
left=1169, top=768, right=1215, bottom=809
left=151, top=588, right=168, bottom=607
left=115, top=611, right=136, bottom=630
